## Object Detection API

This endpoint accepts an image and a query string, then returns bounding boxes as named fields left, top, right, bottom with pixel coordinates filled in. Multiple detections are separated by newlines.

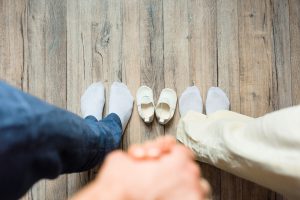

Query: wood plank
left=238, top=0, right=273, bottom=116
left=216, top=0, right=243, bottom=199
left=26, top=2, right=47, bottom=199
left=290, top=0, right=300, bottom=105
left=121, top=0, right=142, bottom=149
left=44, top=0, right=68, bottom=198
left=139, top=0, right=164, bottom=140
left=26, top=0, right=68, bottom=199
left=270, top=1, right=292, bottom=196
left=217, top=0, right=241, bottom=112
left=189, top=0, right=218, bottom=99
left=27, top=0, right=47, bottom=100
left=163, top=0, right=190, bottom=137
left=187, top=0, right=221, bottom=199
left=238, top=0, right=276, bottom=199
left=66, top=0, right=93, bottom=196
left=288, top=0, right=300, bottom=194
left=0, top=0, right=26, bottom=88
left=271, top=0, right=292, bottom=111
left=89, top=0, right=124, bottom=181
left=0, top=0, right=28, bottom=199
left=91, top=0, right=123, bottom=115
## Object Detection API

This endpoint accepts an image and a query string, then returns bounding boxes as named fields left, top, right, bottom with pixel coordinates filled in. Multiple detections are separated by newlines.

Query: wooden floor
left=1, top=0, right=299, bottom=199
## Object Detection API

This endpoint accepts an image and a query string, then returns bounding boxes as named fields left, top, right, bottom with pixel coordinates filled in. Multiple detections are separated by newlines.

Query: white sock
left=205, top=87, right=230, bottom=115
left=179, top=86, right=203, bottom=117
left=81, top=82, right=105, bottom=120
left=108, top=82, right=134, bottom=131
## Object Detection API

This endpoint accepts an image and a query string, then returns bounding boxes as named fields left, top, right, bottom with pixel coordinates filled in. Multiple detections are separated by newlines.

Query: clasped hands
left=72, top=136, right=211, bottom=200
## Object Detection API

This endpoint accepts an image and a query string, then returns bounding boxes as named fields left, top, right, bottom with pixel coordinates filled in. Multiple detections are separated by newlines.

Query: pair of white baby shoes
left=136, top=86, right=177, bottom=125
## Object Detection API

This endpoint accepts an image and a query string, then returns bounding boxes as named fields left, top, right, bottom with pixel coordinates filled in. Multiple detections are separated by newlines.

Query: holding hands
left=72, top=136, right=211, bottom=200
left=128, top=136, right=211, bottom=199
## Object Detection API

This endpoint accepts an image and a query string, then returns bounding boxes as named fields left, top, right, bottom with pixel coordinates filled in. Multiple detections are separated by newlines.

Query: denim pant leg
left=0, top=81, right=122, bottom=200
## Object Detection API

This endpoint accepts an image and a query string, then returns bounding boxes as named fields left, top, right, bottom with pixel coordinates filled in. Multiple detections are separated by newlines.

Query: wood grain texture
left=139, top=0, right=165, bottom=140
left=25, top=1, right=47, bottom=199
left=271, top=0, right=292, bottom=110
left=238, top=0, right=276, bottom=199
left=0, top=0, right=300, bottom=199
left=187, top=0, right=221, bottom=199
left=217, top=0, right=243, bottom=199
left=121, top=0, right=142, bottom=149
left=45, top=0, right=68, bottom=198
left=270, top=7, right=292, bottom=199
left=290, top=0, right=300, bottom=106
left=66, top=0, right=93, bottom=196
left=0, top=0, right=25, bottom=88
left=163, top=0, right=190, bottom=137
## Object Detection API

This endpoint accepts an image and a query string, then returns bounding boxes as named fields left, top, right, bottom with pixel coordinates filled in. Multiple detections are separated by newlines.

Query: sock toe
left=109, top=82, right=134, bottom=131
left=81, top=82, right=105, bottom=120
left=206, top=87, right=230, bottom=115
left=179, top=86, right=203, bottom=117
left=111, top=82, right=134, bottom=100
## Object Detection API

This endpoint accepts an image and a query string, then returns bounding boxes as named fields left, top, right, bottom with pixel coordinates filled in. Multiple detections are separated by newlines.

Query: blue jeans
left=0, top=81, right=122, bottom=200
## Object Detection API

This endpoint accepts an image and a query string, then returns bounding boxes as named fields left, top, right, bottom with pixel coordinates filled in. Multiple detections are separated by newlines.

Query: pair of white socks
left=81, top=82, right=134, bottom=131
left=179, top=86, right=230, bottom=117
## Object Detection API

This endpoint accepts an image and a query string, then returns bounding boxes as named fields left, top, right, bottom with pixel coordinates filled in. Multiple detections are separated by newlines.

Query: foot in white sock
left=81, top=82, right=105, bottom=120
left=109, top=82, right=134, bottom=131
left=205, top=87, right=230, bottom=115
left=179, top=86, right=203, bottom=117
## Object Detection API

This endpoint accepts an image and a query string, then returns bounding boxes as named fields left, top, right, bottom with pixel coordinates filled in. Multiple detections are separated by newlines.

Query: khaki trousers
left=177, top=106, right=300, bottom=199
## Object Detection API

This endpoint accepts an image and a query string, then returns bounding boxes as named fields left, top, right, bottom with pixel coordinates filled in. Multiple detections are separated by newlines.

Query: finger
left=143, top=141, right=162, bottom=158
left=128, top=141, right=162, bottom=160
left=155, top=135, right=176, bottom=153
left=128, top=136, right=177, bottom=160
left=144, top=136, right=177, bottom=158
left=128, top=144, right=147, bottom=159
left=128, top=138, right=169, bottom=159
left=200, top=179, right=212, bottom=200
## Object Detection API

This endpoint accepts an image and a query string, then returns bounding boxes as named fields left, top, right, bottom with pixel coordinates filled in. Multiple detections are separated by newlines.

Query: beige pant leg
left=177, top=106, right=300, bottom=199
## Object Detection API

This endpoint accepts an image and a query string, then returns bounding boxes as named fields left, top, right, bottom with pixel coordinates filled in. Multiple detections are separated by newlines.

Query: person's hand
left=97, top=144, right=203, bottom=200
left=72, top=141, right=206, bottom=200
left=128, top=135, right=176, bottom=159
left=128, top=136, right=211, bottom=198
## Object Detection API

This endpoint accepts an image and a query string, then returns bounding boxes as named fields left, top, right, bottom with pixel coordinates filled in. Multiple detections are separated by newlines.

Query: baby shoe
left=136, top=86, right=155, bottom=123
left=155, top=88, right=177, bottom=125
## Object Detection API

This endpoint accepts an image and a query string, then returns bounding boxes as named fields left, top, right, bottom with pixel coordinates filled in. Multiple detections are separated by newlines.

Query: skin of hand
left=128, top=136, right=212, bottom=198
left=71, top=142, right=205, bottom=200
left=128, top=136, right=176, bottom=159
